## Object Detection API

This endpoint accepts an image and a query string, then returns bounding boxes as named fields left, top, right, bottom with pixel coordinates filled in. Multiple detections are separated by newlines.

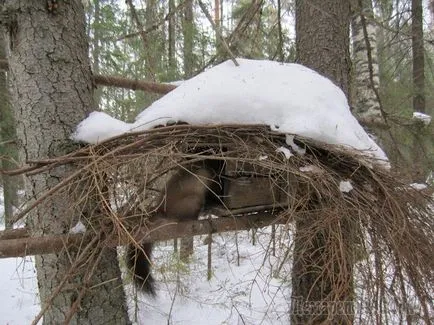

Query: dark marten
left=126, top=165, right=216, bottom=296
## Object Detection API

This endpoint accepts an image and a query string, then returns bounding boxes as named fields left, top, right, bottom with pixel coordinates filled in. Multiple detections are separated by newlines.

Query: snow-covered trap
left=5, top=60, right=434, bottom=323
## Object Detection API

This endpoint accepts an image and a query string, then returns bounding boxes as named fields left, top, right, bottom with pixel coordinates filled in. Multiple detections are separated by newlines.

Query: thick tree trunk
left=1, top=1, right=129, bottom=324
left=351, top=0, right=382, bottom=122
left=295, top=0, right=351, bottom=98
left=294, top=1, right=354, bottom=324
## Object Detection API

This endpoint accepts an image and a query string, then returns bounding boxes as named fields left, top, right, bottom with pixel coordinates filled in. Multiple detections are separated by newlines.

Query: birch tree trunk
left=1, top=1, right=130, bottom=323
left=351, top=0, right=382, bottom=122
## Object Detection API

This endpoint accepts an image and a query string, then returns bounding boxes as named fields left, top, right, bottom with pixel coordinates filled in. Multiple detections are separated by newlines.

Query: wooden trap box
left=222, top=160, right=293, bottom=209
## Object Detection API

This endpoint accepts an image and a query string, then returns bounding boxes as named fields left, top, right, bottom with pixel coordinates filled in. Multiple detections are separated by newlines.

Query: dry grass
left=8, top=124, right=433, bottom=324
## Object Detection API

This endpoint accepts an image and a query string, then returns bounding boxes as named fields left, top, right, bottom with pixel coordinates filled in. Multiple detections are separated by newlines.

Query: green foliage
left=230, top=0, right=293, bottom=60
left=84, top=1, right=296, bottom=122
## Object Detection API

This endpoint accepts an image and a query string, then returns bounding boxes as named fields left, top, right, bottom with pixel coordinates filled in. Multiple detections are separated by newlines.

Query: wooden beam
left=0, top=212, right=286, bottom=258
left=0, top=227, right=29, bottom=240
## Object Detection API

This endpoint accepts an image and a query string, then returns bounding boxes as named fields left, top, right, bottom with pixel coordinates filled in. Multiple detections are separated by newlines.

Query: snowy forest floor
left=0, top=188, right=293, bottom=324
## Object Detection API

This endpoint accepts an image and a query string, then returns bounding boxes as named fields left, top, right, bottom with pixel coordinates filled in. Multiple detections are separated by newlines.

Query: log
left=0, top=212, right=285, bottom=258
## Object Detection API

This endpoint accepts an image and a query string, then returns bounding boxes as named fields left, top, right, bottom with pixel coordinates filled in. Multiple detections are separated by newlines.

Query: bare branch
left=197, top=0, right=238, bottom=66
left=0, top=212, right=284, bottom=258
left=92, top=74, right=176, bottom=94
left=125, top=0, right=156, bottom=80
left=0, top=59, right=175, bottom=94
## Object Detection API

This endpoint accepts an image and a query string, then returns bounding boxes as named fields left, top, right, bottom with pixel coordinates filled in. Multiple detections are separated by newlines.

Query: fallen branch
left=0, top=59, right=175, bottom=94
left=0, top=211, right=285, bottom=258
left=92, top=74, right=175, bottom=94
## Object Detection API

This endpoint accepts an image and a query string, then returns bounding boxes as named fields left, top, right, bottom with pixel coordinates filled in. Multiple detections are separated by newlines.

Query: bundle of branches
left=2, top=124, right=433, bottom=324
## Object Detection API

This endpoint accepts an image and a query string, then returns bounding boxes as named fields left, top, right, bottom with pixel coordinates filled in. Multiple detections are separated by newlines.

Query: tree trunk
left=181, top=0, right=195, bottom=260
left=1, top=1, right=130, bottom=324
left=295, top=0, right=351, bottom=98
left=145, top=0, right=158, bottom=81
left=214, top=0, right=223, bottom=58
left=430, top=0, right=434, bottom=27
left=294, top=1, right=354, bottom=324
left=168, top=0, right=177, bottom=79
left=0, top=31, right=18, bottom=230
left=183, top=0, right=194, bottom=78
left=411, top=0, right=425, bottom=113
left=350, top=0, right=382, bottom=122
left=92, top=0, right=103, bottom=109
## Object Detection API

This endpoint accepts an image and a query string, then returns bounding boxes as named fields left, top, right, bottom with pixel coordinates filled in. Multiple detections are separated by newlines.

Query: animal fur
left=127, top=166, right=214, bottom=295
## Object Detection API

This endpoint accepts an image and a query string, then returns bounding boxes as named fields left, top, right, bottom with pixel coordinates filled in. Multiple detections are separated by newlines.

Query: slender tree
left=1, top=1, right=130, bottom=323
left=411, top=0, right=425, bottom=113
left=168, top=0, right=178, bottom=79
left=0, top=31, right=18, bottom=230
left=180, top=0, right=195, bottom=260
left=351, top=0, right=382, bottom=122
left=91, top=0, right=103, bottom=108
left=183, top=0, right=194, bottom=78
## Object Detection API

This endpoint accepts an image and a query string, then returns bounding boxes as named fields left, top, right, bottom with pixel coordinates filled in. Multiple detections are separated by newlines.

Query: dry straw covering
left=3, top=124, right=433, bottom=324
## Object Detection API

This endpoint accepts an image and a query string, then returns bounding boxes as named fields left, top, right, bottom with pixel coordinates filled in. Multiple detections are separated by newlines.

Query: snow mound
left=73, top=58, right=388, bottom=163
left=412, top=112, right=431, bottom=125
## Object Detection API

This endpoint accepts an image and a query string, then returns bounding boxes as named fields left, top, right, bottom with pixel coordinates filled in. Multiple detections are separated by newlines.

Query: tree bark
left=0, top=211, right=282, bottom=258
left=181, top=0, right=195, bottom=260
left=168, top=0, right=177, bottom=79
left=183, top=0, right=194, bottom=78
left=411, top=0, right=429, bottom=182
left=350, top=0, right=382, bottom=122
left=0, top=31, right=18, bottom=230
left=411, top=0, right=425, bottom=113
left=295, top=0, right=351, bottom=98
left=91, top=0, right=103, bottom=108
left=1, top=1, right=129, bottom=324
left=294, top=1, right=354, bottom=324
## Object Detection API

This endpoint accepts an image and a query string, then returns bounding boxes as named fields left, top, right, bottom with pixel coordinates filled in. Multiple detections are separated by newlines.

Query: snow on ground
left=131, top=229, right=292, bottom=324
left=73, top=58, right=388, bottom=165
left=2, top=59, right=398, bottom=323
left=1, top=186, right=292, bottom=324
left=0, top=256, right=40, bottom=325
left=0, top=188, right=40, bottom=324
